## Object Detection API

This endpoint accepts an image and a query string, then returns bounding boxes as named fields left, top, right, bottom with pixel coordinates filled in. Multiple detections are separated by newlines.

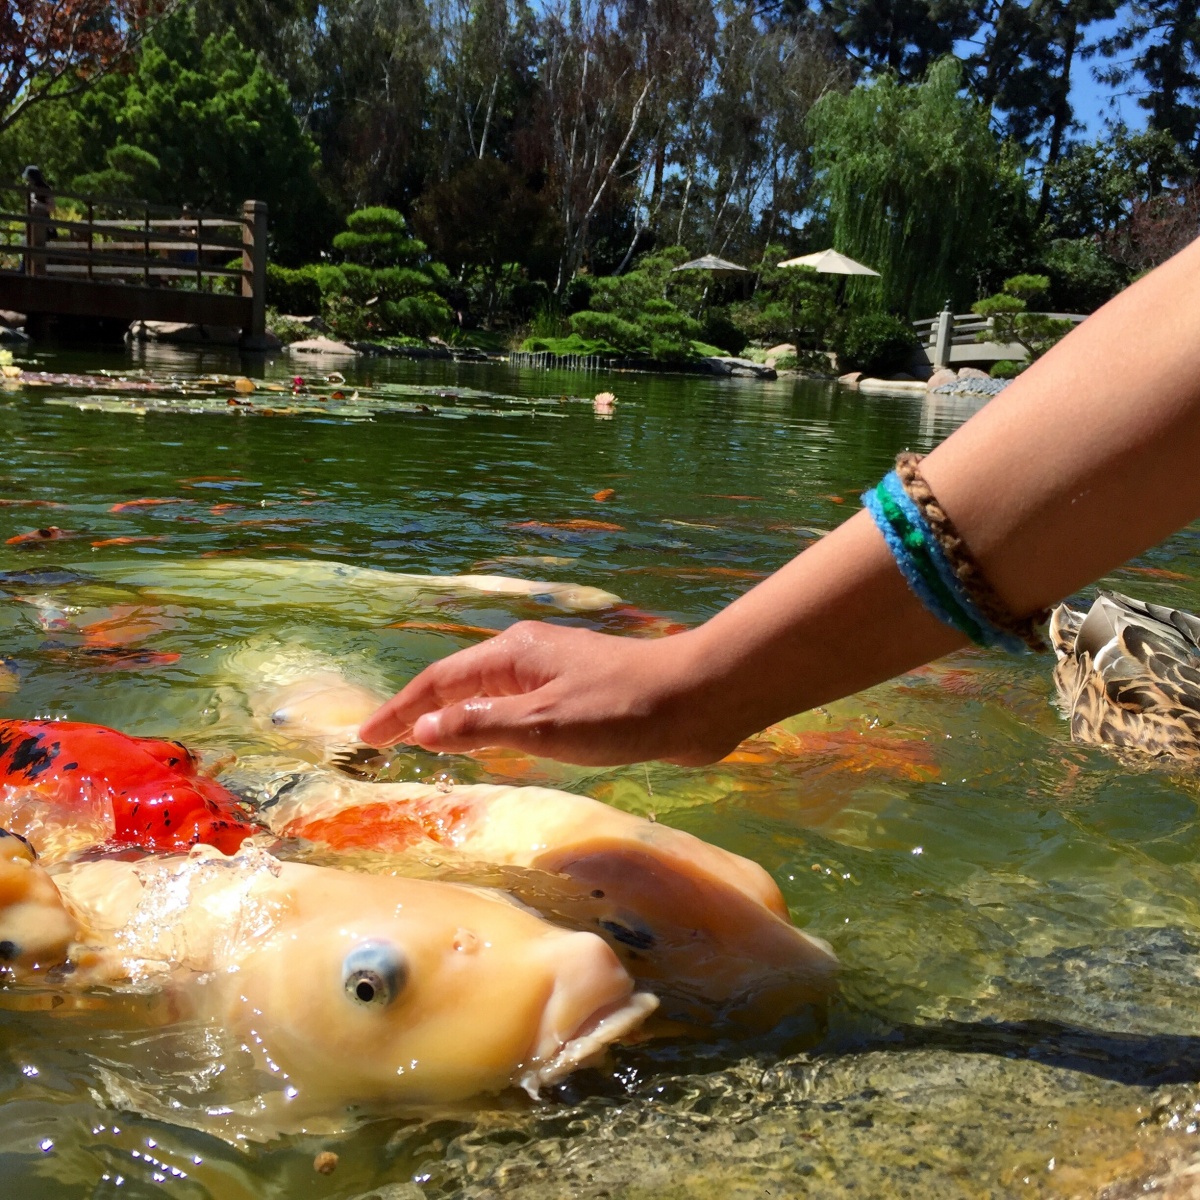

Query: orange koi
left=6, top=527, right=82, bottom=546
left=702, top=494, right=762, bottom=501
left=89, top=535, right=169, bottom=548
left=592, top=488, right=617, bottom=502
left=820, top=494, right=846, bottom=504
left=602, top=605, right=689, bottom=637
left=208, top=503, right=240, bottom=515
left=510, top=519, right=625, bottom=534
left=1118, top=565, right=1192, bottom=582
left=724, top=725, right=938, bottom=783
left=0, top=719, right=257, bottom=856
left=0, top=499, right=63, bottom=508
left=109, top=498, right=186, bottom=513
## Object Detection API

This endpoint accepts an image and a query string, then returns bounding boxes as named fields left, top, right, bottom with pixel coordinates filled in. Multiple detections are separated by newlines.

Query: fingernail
left=413, top=712, right=441, bottom=745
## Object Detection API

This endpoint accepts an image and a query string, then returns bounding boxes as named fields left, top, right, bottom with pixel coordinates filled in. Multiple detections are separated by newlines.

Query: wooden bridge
left=0, top=181, right=267, bottom=345
left=913, top=306, right=1087, bottom=369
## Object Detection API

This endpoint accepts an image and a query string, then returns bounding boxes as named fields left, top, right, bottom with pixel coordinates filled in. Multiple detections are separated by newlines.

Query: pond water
left=2, top=343, right=1200, bottom=1199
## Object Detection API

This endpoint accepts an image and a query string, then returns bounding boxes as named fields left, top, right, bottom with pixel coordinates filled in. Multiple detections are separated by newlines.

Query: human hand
left=357, top=621, right=744, bottom=766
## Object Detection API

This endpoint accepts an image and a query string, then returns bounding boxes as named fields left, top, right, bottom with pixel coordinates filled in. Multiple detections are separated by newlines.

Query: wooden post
left=196, top=214, right=203, bottom=291
left=86, top=201, right=94, bottom=281
left=26, top=189, right=46, bottom=277
left=143, top=207, right=151, bottom=286
left=241, top=199, right=268, bottom=338
left=932, top=301, right=954, bottom=369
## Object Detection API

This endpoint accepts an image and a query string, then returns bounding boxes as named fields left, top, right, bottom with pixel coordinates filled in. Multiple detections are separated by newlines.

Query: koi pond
left=2, top=342, right=1200, bottom=1199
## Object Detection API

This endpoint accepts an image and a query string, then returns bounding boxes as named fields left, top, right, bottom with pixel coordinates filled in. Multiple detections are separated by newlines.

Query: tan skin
left=360, top=238, right=1200, bottom=766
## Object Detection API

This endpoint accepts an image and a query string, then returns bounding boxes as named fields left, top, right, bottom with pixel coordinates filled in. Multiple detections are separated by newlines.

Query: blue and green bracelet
left=862, top=453, right=1047, bottom=653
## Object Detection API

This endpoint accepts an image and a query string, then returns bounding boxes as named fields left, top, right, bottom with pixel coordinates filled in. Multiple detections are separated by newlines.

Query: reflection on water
left=1, top=345, right=1200, bottom=1195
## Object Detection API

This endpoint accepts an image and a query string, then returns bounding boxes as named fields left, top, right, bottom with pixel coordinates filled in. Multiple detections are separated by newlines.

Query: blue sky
left=1069, top=14, right=1146, bottom=137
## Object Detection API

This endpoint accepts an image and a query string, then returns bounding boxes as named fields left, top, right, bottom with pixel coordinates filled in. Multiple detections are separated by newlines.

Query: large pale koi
left=256, top=772, right=838, bottom=1026
left=0, top=833, right=655, bottom=1136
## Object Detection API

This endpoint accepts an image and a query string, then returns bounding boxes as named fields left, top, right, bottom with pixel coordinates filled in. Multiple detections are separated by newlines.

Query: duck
left=1049, top=591, right=1200, bottom=759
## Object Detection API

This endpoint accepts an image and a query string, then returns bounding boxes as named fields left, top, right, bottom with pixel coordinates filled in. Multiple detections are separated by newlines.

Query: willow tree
left=808, top=56, right=1012, bottom=316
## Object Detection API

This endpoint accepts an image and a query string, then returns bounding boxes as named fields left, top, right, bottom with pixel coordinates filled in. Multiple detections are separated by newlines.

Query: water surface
left=2, top=345, right=1199, bottom=1198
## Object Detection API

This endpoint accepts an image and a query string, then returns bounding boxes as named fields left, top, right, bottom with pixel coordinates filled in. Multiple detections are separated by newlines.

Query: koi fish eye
left=342, top=940, right=406, bottom=1008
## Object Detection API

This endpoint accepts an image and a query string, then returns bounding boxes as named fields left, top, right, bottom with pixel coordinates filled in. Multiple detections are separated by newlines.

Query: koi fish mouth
left=520, top=990, right=658, bottom=1096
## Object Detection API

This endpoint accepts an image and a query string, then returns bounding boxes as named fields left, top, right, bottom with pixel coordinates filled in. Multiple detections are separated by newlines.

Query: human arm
left=359, top=238, right=1200, bottom=765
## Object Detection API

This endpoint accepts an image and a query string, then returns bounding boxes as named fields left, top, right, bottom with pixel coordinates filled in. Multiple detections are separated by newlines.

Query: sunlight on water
left=1, top=345, right=1199, bottom=1196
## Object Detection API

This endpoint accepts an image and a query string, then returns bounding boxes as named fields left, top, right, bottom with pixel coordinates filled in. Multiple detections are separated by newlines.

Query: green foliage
left=809, top=57, right=1012, bottom=315
left=971, top=274, right=1074, bottom=361
left=699, top=310, right=748, bottom=356
left=519, top=333, right=618, bottom=356
left=333, top=207, right=428, bottom=267
left=832, top=312, right=918, bottom=375
left=320, top=207, right=451, bottom=340
left=731, top=251, right=840, bottom=346
left=990, top=359, right=1024, bottom=378
left=569, top=248, right=704, bottom=360
left=1040, top=238, right=1128, bottom=312
left=265, top=263, right=325, bottom=315
left=2, top=8, right=336, bottom=264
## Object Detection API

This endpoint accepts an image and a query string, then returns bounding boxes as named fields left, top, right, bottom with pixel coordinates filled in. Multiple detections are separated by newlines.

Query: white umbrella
left=671, top=254, right=750, bottom=278
left=778, top=249, right=880, bottom=277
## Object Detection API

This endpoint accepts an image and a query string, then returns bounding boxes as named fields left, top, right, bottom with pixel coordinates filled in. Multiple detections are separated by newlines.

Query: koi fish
left=89, top=536, right=169, bottom=548
left=0, top=719, right=258, bottom=860
left=510, top=519, right=625, bottom=535
left=6, top=527, right=83, bottom=546
left=255, top=773, right=838, bottom=1027
left=385, top=619, right=499, bottom=640
left=592, top=488, right=616, bottom=502
left=0, top=836, right=655, bottom=1135
left=109, top=498, right=187, bottom=513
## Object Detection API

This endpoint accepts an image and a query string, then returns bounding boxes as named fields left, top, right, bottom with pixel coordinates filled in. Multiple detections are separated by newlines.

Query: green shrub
left=833, top=312, right=917, bottom=375
left=990, top=359, right=1023, bottom=378
left=266, top=263, right=324, bottom=315
left=700, top=309, right=748, bottom=356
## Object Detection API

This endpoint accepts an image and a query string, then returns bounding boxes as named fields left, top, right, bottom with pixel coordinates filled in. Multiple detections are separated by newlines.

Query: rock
left=278, top=314, right=326, bottom=332
left=239, top=331, right=283, bottom=352
left=890, top=372, right=915, bottom=381
left=127, top=320, right=242, bottom=346
left=286, top=335, right=360, bottom=356
left=858, top=377, right=929, bottom=395
left=838, top=371, right=863, bottom=387
left=926, top=368, right=958, bottom=390
left=957, top=366, right=990, bottom=380
left=0, top=324, right=30, bottom=344
left=766, top=342, right=796, bottom=358
left=0, top=310, right=25, bottom=329
left=701, top=356, right=777, bottom=379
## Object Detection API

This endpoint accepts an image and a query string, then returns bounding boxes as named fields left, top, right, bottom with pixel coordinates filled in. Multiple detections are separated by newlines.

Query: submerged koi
left=0, top=719, right=257, bottom=859
left=385, top=619, right=499, bottom=640
left=89, top=535, right=170, bottom=548
left=6, top=526, right=83, bottom=546
left=510, top=519, right=625, bottom=534
left=109, top=498, right=186, bottom=513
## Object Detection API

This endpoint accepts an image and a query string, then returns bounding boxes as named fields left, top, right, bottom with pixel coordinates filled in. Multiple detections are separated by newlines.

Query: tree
left=0, top=1, right=173, bottom=134
left=972, top=273, right=1074, bottom=359
left=808, top=56, right=1011, bottom=315
left=2, top=9, right=332, bottom=262
left=1098, top=0, right=1200, bottom=159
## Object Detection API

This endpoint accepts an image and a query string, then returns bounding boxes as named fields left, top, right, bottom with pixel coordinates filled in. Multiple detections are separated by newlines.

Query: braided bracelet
left=861, top=453, right=1048, bottom=653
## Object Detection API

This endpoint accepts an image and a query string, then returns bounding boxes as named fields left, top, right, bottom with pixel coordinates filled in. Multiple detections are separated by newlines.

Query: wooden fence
left=0, top=180, right=267, bottom=339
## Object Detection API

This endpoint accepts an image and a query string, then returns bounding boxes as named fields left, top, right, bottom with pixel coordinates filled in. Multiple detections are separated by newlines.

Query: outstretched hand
left=357, top=621, right=741, bottom=766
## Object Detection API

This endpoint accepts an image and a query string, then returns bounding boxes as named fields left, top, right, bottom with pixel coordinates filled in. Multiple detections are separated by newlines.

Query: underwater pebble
left=314, top=1150, right=339, bottom=1174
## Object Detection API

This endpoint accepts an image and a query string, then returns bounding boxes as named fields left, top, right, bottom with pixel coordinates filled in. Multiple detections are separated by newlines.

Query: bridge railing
left=0, top=182, right=267, bottom=335
left=913, top=306, right=1087, bottom=367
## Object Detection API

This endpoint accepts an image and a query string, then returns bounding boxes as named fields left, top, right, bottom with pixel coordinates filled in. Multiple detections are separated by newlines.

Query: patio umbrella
left=671, top=254, right=750, bottom=278
left=777, top=249, right=880, bottom=277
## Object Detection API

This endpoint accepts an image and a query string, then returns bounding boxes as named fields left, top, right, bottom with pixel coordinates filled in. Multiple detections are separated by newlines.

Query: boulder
left=0, top=324, right=30, bottom=344
left=286, top=335, right=360, bottom=356
left=278, top=314, right=326, bottom=332
left=838, top=371, right=863, bottom=387
left=765, top=342, right=796, bottom=358
left=128, top=320, right=242, bottom=346
left=957, top=366, right=990, bottom=380
left=926, top=368, right=958, bottom=390
left=0, top=310, right=25, bottom=329
left=702, top=356, right=777, bottom=380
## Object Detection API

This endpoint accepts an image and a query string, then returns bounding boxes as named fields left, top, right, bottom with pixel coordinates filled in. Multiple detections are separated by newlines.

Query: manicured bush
left=990, top=359, right=1023, bottom=378
left=265, top=263, right=324, bottom=315
left=832, top=312, right=917, bottom=375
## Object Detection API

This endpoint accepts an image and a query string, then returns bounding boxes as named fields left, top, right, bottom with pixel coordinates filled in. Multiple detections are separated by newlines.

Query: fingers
left=410, top=695, right=549, bottom=755
left=357, top=623, right=552, bottom=747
